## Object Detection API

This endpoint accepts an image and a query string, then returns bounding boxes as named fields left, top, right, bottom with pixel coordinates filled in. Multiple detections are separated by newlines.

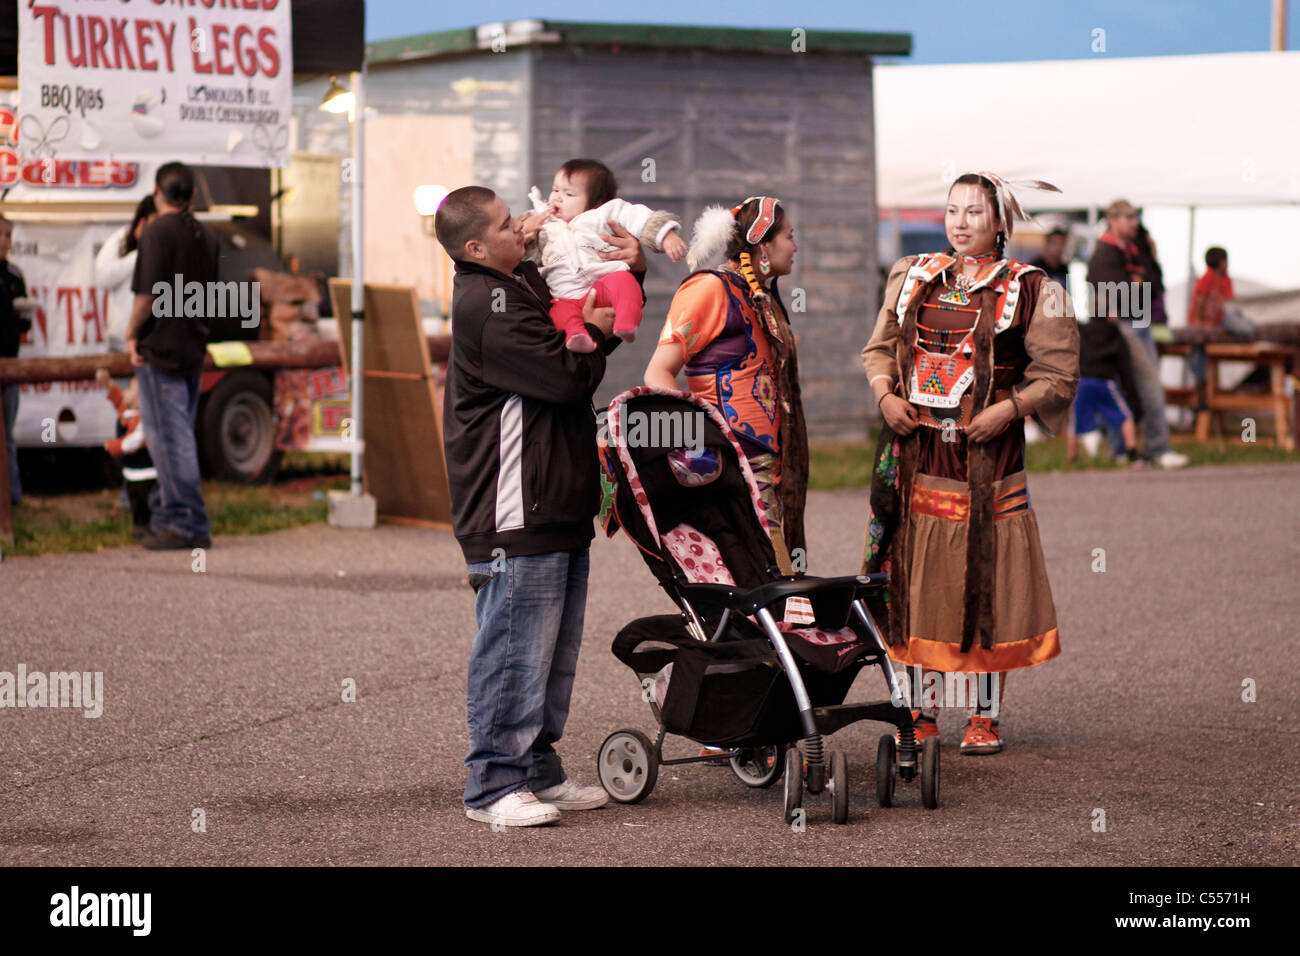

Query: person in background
left=97, top=368, right=157, bottom=538
left=95, top=195, right=158, bottom=353
left=1086, top=200, right=1188, bottom=469
left=1069, top=307, right=1147, bottom=467
left=1186, top=246, right=1234, bottom=405
left=127, top=162, right=217, bottom=550
left=1030, top=227, right=1070, bottom=288
left=0, top=215, right=29, bottom=506
left=1134, top=222, right=1167, bottom=327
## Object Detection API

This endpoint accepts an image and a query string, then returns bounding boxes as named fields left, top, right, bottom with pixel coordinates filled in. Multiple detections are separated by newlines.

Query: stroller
left=595, top=388, right=940, bottom=825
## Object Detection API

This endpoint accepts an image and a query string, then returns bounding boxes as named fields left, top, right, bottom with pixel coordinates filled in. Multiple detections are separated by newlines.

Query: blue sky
left=365, top=1, right=1299, bottom=63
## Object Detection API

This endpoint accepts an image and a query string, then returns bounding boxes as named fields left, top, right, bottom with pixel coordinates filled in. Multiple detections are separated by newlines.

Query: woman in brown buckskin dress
left=861, top=172, right=1079, bottom=755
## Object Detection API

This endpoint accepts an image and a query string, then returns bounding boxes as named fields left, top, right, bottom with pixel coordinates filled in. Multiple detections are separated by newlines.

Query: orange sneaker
left=895, top=711, right=938, bottom=748
left=960, top=716, right=1003, bottom=755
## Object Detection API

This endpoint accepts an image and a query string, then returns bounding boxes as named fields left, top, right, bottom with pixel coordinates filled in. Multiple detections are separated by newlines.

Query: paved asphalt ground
left=1, top=463, right=1296, bottom=867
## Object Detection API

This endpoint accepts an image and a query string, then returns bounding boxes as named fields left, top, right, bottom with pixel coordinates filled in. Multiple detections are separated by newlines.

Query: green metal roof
left=365, top=20, right=912, bottom=66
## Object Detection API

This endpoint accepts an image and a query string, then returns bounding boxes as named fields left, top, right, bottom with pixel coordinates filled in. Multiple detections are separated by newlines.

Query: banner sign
left=17, top=0, right=293, bottom=169
left=10, top=221, right=124, bottom=445
left=0, top=91, right=154, bottom=199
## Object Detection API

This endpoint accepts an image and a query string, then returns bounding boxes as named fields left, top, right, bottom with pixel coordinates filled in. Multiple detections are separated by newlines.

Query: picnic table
left=1157, top=340, right=1296, bottom=450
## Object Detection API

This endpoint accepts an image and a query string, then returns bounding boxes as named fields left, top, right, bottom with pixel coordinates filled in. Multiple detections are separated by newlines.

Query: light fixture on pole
left=322, top=71, right=375, bottom=529
left=320, top=75, right=355, bottom=114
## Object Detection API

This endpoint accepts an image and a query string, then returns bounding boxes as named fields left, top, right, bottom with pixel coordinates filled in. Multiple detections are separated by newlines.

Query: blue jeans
left=1117, top=322, right=1172, bottom=458
left=135, top=364, right=210, bottom=540
left=2, top=383, right=19, bottom=503
left=463, top=548, right=590, bottom=809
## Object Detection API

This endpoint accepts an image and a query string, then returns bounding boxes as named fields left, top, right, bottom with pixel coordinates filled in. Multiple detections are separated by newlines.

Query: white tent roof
left=874, top=52, right=1300, bottom=210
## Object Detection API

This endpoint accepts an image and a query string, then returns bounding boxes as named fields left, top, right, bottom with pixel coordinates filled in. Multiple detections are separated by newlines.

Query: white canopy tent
left=875, top=51, right=1300, bottom=210
left=874, top=52, right=1300, bottom=323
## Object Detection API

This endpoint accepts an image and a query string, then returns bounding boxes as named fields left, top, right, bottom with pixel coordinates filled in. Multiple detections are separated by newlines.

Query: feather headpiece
left=686, top=205, right=738, bottom=272
left=686, top=197, right=783, bottom=272
left=961, top=171, right=1062, bottom=235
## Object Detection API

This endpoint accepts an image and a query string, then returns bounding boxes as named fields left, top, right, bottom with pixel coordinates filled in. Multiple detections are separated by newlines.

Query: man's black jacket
left=442, top=257, right=627, bottom=563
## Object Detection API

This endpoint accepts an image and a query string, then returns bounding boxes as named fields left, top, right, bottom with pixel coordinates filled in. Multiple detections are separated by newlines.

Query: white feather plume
left=686, top=205, right=738, bottom=272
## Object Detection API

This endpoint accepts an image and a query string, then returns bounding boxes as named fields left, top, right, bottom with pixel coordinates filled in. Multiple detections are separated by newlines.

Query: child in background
left=97, top=368, right=157, bottom=538
left=1186, top=247, right=1235, bottom=404
left=1069, top=312, right=1147, bottom=467
left=522, top=158, right=688, bottom=352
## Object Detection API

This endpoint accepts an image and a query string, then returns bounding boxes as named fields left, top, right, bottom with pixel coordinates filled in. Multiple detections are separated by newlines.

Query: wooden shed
left=300, top=20, right=912, bottom=438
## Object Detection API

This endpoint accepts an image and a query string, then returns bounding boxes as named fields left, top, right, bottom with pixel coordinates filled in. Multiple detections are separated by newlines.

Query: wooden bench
left=1157, top=341, right=1295, bottom=449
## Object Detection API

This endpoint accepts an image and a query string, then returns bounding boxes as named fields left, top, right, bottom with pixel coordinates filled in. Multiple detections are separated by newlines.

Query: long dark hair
left=121, top=194, right=157, bottom=257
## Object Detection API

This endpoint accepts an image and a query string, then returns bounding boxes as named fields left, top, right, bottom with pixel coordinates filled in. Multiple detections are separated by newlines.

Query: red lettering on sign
left=212, top=24, right=235, bottom=76
left=58, top=287, right=83, bottom=345
left=136, top=19, right=158, bottom=71
left=30, top=6, right=60, bottom=66
left=233, top=25, right=258, bottom=76
left=155, top=20, right=177, bottom=72
left=110, top=18, right=136, bottom=70
left=88, top=15, right=110, bottom=68
left=258, top=26, right=280, bottom=78
left=64, top=12, right=88, bottom=68
left=82, top=288, right=105, bottom=345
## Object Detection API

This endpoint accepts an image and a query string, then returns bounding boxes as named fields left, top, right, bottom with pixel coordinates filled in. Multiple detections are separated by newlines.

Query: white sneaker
left=465, top=790, right=561, bottom=827
left=1155, top=451, right=1190, bottom=469
left=532, top=778, right=610, bottom=810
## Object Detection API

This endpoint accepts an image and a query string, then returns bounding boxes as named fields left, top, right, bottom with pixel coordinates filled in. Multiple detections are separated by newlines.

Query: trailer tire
left=199, top=370, right=282, bottom=483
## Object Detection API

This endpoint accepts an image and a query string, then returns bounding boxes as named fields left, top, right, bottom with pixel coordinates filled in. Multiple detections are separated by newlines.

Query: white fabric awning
left=875, top=52, right=1300, bottom=210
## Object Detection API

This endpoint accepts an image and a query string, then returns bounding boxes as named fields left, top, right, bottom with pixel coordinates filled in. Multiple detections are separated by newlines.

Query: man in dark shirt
left=127, top=162, right=220, bottom=549
left=0, top=216, right=29, bottom=505
left=1086, top=200, right=1187, bottom=469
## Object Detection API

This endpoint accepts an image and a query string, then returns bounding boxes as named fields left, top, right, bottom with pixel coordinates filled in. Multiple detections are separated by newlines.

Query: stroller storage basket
left=613, top=615, right=856, bottom=747
left=614, top=615, right=786, bottom=745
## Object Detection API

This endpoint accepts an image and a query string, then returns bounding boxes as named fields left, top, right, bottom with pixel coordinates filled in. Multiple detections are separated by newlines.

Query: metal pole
left=1186, top=205, right=1197, bottom=324
left=1273, top=0, right=1287, bottom=51
left=349, top=67, right=366, bottom=497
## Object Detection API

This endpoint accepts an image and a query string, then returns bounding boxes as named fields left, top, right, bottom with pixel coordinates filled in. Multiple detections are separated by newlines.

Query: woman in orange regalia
left=861, top=172, right=1079, bottom=755
left=645, top=197, right=808, bottom=574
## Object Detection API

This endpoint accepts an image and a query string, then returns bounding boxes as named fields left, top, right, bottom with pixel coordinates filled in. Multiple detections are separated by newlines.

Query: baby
left=522, top=158, right=687, bottom=352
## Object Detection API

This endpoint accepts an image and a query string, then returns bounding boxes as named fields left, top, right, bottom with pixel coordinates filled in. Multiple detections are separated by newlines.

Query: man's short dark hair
left=1205, top=247, right=1228, bottom=270
left=559, top=159, right=617, bottom=210
left=435, top=186, right=497, bottom=262
left=156, top=162, right=196, bottom=208
left=1046, top=227, right=1068, bottom=239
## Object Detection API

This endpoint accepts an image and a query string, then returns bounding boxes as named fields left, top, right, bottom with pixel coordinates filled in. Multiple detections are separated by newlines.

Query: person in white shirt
left=521, top=158, right=687, bottom=352
left=94, top=195, right=156, bottom=352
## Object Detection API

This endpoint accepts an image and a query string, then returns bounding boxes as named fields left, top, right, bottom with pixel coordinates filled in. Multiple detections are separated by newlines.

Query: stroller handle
left=678, top=574, right=889, bottom=618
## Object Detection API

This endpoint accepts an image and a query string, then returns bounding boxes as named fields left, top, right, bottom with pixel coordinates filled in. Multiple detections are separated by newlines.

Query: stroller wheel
left=875, top=735, right=896, bottom=808
left=920, top=736, right=941, bottom=810
left=829, top=751, right=849, bottom=825
left=597, top=730, right=658, bottom=804
left=782, top=747, right=803, bottom=824
left=729, top=744, right=786, bottom=789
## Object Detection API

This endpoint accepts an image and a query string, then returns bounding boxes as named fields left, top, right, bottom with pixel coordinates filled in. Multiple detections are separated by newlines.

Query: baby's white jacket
left=530, top=189, right=679, bottom=301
